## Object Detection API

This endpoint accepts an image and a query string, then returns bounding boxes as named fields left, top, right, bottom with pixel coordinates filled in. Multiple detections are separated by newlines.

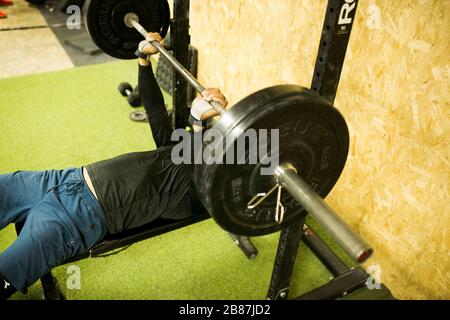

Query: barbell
left=83, top=0, right=372, bottom=262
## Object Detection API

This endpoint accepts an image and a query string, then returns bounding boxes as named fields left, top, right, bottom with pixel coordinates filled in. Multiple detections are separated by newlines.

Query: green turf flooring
left=0, top=60, right=395, bottom=300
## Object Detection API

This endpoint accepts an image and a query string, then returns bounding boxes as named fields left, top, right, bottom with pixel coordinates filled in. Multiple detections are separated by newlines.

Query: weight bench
left=15, top=212, right=369, bottom=300
left=14, top=208, right=259, bottom=300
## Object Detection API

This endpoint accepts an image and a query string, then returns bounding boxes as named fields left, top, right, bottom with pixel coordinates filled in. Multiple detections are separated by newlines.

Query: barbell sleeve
left=128, top=17, right=226, bottom=115
left=274, top=163, right=373, bottom=263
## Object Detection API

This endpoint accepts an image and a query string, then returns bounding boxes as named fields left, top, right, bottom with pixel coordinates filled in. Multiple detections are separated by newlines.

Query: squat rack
left=17, top=0, right=368, bottom=300
left=268, top=0, right=368, bottom=300
left=169, top=0, right=369, bottom=300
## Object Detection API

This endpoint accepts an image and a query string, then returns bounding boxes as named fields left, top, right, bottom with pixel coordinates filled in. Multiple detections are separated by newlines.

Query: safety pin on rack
left=247, top=184, right=285, bottom=224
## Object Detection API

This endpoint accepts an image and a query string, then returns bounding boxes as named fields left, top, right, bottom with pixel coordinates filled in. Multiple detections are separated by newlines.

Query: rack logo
left=338, top=0, right=357, bottom=25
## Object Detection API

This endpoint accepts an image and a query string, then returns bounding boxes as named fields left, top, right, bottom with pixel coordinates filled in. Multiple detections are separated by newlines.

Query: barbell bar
left=124, top=13, right=226, bottom=116
left=274, top=164, right=372, bottom=262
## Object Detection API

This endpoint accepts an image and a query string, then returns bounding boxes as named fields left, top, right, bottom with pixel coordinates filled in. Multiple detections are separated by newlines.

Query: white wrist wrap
left=138, top=40, right=150, bottom=53
left=191, top=98, right=213, bottom=121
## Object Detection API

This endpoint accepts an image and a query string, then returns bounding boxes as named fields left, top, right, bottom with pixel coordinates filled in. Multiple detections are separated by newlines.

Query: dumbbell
left=118, top=82, right=142, bottom=108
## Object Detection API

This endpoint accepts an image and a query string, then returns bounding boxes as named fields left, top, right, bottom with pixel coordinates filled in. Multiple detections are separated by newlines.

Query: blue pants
left=0, top=167, right=107, bottom=292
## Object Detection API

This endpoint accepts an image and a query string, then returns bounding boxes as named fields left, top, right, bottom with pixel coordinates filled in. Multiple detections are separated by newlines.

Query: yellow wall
left=188, top=0, right=450, bottom=299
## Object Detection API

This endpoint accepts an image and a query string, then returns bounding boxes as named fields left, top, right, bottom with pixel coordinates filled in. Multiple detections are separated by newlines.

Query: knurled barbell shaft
left=128, top=17, right=226, bottom=116
left=274, top=163, right=372, bottom=262
left=126, top=13, right=372, bottom=263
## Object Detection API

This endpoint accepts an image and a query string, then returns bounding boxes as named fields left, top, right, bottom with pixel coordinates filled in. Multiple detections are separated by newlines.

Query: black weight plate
left=195, top=85, right=349, bottom=236
left=84, top=0, right=170, bottom=59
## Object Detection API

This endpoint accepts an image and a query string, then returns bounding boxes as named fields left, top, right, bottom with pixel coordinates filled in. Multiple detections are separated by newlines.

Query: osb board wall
left=187, top=0, right=450, bottom=299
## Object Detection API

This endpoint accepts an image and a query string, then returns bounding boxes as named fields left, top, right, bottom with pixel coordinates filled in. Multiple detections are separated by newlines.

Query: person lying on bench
left=0, top=32, right=227, bottom=300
